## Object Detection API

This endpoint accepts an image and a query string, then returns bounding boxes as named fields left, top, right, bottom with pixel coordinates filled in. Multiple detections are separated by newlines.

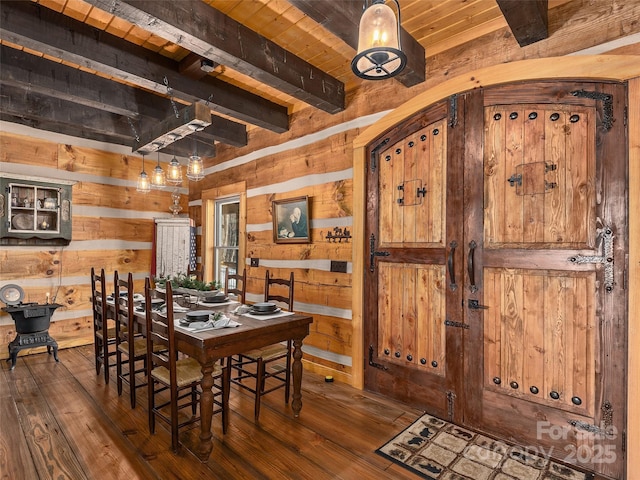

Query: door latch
left=467, top=299, right=489, bottom=310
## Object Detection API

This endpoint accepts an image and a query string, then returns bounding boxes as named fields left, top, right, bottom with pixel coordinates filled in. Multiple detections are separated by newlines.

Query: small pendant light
left=351, top=0, right=406, bottom=80
left=136, top=153, right=151, bottom=193
left=186, top=153, right=204, bottom=181
left=151, top=151, right=166, bottom=188
left=186, top=139, right=204, bottom=181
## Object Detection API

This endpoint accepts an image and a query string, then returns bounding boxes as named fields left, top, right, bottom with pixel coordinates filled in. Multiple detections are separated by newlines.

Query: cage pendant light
left=351, top=0, right=406, bottom=80
left=186, top=139, right=204, bottom=181
left=136, top=153, right=151, bottom=193
left=166, top=153, right=183, bottom=185
left=150, top=151, right=166, bottom=188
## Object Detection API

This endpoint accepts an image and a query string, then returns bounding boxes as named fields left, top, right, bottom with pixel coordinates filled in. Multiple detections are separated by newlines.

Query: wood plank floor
left=0, top=346, right=424, bottom=480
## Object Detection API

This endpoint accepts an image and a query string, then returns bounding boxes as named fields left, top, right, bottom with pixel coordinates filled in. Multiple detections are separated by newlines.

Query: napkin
left=181, top=315, right=241, bottom=332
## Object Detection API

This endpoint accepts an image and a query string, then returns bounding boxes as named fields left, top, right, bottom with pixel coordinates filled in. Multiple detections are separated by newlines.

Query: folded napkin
left=160, top=302, right=189, bottom=313
left=177, top=314, right=241, bottom=332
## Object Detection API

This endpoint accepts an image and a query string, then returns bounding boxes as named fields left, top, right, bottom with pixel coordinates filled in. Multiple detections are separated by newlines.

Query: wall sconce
left=351, top=0, right=406, bottom=80
left=150, top=150, right=166, bottom=188
left=136, top=153, right=151, bottom=193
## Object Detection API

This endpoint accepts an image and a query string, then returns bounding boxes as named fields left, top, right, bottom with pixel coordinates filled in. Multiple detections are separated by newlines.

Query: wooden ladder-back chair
left=144, top=279, right=227, bottom=452
left=225, top=268, right=246, bottom=304
left=187, top=266, right=203, bottom=282
left=91, top=267, right=116, bottom=384
left=114, top=271, right=151, bottom=409
left=229, top=270, right=294, bottom=422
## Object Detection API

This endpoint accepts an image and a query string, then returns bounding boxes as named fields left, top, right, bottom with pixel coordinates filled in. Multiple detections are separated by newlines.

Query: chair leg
left=103, top=340, right=110, bottom=384
left=284, top=344, right=292, bottom=404
left=129, top=356, right=137, bottom=409
left=254, top=358, right=265, bottom=422
left=148, top=378, right=156, bottom=435
left=94, top=338, right=101, bottom=375
left=222, top=365, right=230, bottom=434
left=116, top=350, right=123, bottom=396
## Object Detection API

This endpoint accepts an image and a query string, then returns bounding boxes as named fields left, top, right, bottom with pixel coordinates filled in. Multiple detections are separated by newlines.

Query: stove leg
left=47, top=344, right=60, bottom=362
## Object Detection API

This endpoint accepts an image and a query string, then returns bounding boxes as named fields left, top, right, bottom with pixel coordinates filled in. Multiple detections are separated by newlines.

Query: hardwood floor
left=0, top=346, right=424, bottom=480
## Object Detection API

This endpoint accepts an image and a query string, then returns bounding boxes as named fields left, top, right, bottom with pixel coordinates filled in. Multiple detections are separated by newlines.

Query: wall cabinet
left=0, top=175, right=73, bottom=245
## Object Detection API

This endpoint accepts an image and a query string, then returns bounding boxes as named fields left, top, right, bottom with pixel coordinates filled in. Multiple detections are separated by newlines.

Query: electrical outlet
left=250, top=258, right=259, bottom=267
left=330, top=261, right=347, bottom=273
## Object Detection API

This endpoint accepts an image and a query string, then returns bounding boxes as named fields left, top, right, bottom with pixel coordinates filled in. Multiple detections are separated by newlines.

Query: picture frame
left=273, top=196, right=310, bottom=244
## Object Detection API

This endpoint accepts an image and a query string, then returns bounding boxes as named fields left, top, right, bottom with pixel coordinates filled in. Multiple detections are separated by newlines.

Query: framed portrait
left=273, top=196, right=310, bottom=244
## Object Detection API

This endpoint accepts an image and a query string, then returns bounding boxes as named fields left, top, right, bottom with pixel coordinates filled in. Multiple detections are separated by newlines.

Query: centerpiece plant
left=154, top=272, right=221, bottom=292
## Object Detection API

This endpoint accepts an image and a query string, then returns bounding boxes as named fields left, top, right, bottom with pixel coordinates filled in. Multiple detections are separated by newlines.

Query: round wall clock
left=0, top=284, right=24, bottom=306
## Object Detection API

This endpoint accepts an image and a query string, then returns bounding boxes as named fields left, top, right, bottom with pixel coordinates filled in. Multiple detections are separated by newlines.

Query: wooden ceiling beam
left=289, top=0, right=425, bottom=87
left=84, top=0, right=345, bottom=114
left=496, top=0, right=549, bottom=47
left=0, top=1, right=288, bottom=133
left=0, top=83, right=217, bottom=157
left=0, top=45, right=247, bottom=147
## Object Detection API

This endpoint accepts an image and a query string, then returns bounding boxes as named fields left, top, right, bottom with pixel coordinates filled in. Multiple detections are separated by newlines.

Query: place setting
left=239, top=302, right=295, bottom=320
left=176, top=310, right=241, bottom=332
left=197, top=291, right=238, bottom=307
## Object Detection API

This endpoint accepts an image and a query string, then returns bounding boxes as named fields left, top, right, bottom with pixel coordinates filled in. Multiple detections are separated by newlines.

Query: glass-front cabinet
left=1, top=174, right=73, bottom=245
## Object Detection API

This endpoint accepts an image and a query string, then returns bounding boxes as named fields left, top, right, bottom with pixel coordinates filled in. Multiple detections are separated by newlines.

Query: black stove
left=2, top=302, right=61, bottom=370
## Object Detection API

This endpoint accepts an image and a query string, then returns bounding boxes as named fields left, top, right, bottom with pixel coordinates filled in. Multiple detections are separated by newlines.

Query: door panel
left=365, top=100, right=462, bottom=420
left=365, top=81, right=627, bottom=479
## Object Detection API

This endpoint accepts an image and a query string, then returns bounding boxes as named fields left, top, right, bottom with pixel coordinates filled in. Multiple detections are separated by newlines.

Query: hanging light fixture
left=166, top=140, right=183, bottom=185
left=136, top=153, right=151, bottom=193
left=186, top=139, right=204, bottom=181
left=351, top=0, right=407, bottom=80
left=150, top=150, right=167, bottom=188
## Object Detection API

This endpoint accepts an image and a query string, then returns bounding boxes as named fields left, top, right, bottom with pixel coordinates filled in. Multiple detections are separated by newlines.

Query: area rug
left=376, top=413, right=594, bottom=480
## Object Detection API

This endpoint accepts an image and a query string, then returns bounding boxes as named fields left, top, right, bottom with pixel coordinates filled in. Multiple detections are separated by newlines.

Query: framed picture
left=273, top=196, right=310, bottom=243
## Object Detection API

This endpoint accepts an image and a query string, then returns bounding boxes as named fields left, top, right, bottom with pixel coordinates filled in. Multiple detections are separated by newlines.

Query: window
left=214, top=197, right=240, bottom=287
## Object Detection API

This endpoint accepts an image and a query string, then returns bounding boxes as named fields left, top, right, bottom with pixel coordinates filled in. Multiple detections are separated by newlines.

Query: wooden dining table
left=109, top=294, right=313, bottom=461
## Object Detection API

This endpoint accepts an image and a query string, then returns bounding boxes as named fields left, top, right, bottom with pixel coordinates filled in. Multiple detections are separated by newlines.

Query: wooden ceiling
left=1, top=0, right=568, bottom=157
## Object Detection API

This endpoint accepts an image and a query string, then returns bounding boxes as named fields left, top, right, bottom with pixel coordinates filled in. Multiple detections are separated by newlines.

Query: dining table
left=108, top=292, right=313, bottom=461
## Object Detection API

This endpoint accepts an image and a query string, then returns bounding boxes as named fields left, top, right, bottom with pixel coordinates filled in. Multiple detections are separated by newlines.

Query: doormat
left=375, top=413, right=594, bottom=480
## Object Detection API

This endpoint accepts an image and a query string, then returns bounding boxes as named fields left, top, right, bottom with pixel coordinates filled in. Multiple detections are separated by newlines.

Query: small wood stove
left=2, top=303, right=61, bottom=370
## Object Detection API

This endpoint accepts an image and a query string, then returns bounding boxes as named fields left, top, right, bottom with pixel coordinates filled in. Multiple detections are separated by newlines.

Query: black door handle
left=468, top=240, right=478, bottom=293
left=448, top=241, right=457, bottom=291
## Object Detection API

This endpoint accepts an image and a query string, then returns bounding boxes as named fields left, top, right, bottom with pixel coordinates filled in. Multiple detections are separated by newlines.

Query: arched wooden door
left=364, top=81, right=627, bottom=479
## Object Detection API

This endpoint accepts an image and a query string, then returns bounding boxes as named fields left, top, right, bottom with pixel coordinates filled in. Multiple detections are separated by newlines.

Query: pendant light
left=186, top=139, right=204, bottom=181
left=166, top=147, right=183, bottom=185
left=150, top=151, right=166, bottom=188
left=136, top=153, right=151, bottom=193
left=351, top=0, right=406, bottom=80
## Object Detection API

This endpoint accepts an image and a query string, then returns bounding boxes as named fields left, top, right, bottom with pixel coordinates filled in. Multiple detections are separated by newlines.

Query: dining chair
left=187, top=266, right=203, bottom=282
left=144, top=278, right=228, bottom=453
left=114, top=271, right=154, bottom=409
left=224, top=268, right=246, bottom=304
left=228, top=269, right=294, bottom=422
left=91, top=267, right=116, bottom=384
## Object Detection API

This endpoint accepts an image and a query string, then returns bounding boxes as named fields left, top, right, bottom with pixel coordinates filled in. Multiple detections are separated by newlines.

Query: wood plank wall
left=0, top=133, right=189, bottom=356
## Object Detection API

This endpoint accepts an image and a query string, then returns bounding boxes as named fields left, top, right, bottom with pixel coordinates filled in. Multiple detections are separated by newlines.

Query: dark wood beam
left=0, top=45, right=246, bottom=147
left=496, top=0, right=549, bottom=47
left=289, top=0, right=425, bottom=87
left=0, top=84, right=216, bottom=157
left=84, top=0, right=345, bottom=114
left=0, top=1, right=288, bottom=133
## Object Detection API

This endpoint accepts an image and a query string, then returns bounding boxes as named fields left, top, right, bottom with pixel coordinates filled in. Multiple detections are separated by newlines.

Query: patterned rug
left=376, top=413, right=594, bottom=480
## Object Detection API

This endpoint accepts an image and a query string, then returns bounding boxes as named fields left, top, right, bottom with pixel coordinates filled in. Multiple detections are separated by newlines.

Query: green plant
left=154, top=272, right=221, bottom=291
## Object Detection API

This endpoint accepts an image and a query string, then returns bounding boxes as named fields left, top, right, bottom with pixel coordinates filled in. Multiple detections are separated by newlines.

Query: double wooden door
left=364, top=81, right=627, bottom=479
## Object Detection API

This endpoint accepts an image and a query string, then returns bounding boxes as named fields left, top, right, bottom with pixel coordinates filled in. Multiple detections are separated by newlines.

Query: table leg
left=196, top=361, right=215, bottom=461
left=291, top=337, right=304, bottom=417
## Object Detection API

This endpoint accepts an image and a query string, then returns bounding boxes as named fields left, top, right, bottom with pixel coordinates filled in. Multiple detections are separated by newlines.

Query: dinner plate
left=252, top=302, right=277, bottom=312
left=186, top=310, right=215, bottom=321
left=11, top=213, right=33, bottom=230
left=203, top=295, right=229, bottom=303
left=248, top=307, right=281, bottom=315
